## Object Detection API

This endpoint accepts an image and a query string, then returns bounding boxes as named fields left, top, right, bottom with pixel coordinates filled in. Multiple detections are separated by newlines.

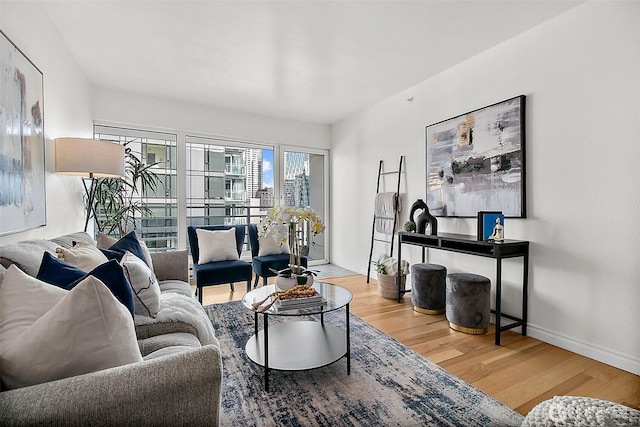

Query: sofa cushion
left=0, top=240, right=60, bottom=276
left=0, top=265, right=67, bottom=348
left=158, top=279, right=194, bottom=298
left=121, top=251, right=161, bottom=318
left=55, top=242, right=109, bottom=271
left=0, top=275, right=142, bottom=389
left=134, top=292, right=219, bottom=348
left=195, top=227, right=239, bottom=263
left=138, top=332, right=201, bottom=357
left=143, top=345, right=199, bottom=361
left=36, top=253, right=135, bottom=317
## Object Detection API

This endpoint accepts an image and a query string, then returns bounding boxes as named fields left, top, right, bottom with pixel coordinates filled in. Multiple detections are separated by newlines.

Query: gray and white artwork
left=0, top=30, right=46, bottom=235
left=426, top=96, right=525, bottom=218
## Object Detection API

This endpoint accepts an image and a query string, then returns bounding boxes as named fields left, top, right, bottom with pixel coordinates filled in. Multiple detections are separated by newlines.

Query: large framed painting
left=425, top=95, right=526, bottom=218
left=0, top=30, right=46, bottom=235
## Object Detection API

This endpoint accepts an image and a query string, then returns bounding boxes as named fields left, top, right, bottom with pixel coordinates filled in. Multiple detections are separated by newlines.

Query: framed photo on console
left=477, top=211, right=504, bottom=241
left=426, top=95, right=526, bottom=218
left=0, top=30, right=46, bottom=235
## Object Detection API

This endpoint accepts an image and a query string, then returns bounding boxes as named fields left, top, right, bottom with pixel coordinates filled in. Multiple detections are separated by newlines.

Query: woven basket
left=378, top=274, right=406, bottom=300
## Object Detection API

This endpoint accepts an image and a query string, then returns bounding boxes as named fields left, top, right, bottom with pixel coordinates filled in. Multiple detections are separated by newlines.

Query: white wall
left=0, top=1, right=93, bottom=244
left=92, top=88, right=331, bottom=149
left=331, top=1, right=640, bottom=374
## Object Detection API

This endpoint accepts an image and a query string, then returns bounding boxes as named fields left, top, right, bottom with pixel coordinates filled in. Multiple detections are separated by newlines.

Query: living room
left=0, top=0, right=638, bottom=425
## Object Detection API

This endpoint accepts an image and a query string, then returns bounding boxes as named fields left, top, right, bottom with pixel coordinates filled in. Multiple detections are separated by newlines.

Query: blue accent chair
left=187, top=225, right=253, bottom=303
left=247, top=224, right=308, bottom=288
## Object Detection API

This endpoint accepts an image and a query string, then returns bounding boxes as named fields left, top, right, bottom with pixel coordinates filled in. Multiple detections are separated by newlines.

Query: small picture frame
left=477, top=211, right=504, bottom=241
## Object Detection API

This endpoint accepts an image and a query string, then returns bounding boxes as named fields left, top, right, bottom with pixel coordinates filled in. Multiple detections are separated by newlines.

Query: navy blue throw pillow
left=100, top=248, right=125, bottom=262
left=107, top=231, right=149, bottom=267
left=36, top=252, right=135, bottom=317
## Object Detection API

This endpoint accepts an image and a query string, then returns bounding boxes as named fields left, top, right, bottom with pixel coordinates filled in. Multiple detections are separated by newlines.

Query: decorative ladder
left=366, top=156, right=403, bottom=283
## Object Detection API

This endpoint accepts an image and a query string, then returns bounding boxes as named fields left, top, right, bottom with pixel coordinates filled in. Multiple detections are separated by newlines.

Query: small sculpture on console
left=409, top=199, right=438, bottom=236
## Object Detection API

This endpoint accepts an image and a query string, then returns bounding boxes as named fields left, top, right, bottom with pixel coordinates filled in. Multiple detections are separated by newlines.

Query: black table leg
left=263, top=313, right=269, bottom=392
left=522, top=248, right=529, bottom=336
left=397, top=240, right=403, bottom=302
left=346, top=302, right=351, bottom=375
left=495, top=250, right=503, bottom=346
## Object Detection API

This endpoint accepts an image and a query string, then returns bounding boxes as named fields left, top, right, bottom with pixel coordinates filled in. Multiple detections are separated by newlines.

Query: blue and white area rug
left=205, top=301, right=523, bottom=427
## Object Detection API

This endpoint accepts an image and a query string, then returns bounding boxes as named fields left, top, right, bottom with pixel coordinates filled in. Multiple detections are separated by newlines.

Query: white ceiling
left=43, top=0, right=582, bottom=125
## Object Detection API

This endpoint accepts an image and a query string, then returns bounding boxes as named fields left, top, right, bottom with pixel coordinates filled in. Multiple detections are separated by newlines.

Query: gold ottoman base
left=449, top=322, right=488, bottom=335
left=414, top=306, right=445, bottom=315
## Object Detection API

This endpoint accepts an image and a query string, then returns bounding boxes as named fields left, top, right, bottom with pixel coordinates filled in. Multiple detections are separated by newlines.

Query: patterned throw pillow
left=120, top=251, right=161, bottom=318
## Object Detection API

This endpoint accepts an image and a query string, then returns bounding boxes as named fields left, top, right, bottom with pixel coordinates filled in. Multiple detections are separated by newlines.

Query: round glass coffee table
left=241, top=282, right=353, bottom=391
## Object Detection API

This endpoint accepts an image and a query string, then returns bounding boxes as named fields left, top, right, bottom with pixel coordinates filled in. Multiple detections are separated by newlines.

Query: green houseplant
left=88, top=140, right=161, bottom=238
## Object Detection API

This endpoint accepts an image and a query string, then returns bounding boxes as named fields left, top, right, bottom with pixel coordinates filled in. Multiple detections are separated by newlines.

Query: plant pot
left=297, top=274, right=313, bottom=287
left=276, top=276, right=298, bottom=290
left=377, top=273, right=406, bottom=300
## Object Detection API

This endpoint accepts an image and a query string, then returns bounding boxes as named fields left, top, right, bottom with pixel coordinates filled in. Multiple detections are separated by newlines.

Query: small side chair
left=187, top=225, right=252, bottom=303
left=247, top=224, right=308, bottom=288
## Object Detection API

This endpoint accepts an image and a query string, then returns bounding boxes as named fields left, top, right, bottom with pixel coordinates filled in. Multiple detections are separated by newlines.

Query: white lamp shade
left=55, top=138, right=125, bottom=177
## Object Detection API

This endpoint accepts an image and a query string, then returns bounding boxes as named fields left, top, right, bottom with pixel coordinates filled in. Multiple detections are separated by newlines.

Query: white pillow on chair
left=258, top=234, right=290, bottom=257
left=196, top=228, right=239, bottom=263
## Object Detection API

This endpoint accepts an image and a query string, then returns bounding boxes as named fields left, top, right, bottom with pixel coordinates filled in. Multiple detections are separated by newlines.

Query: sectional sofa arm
left=0, top=345, right=223, bottom=426
left=150, top=249, right=189, bottom=282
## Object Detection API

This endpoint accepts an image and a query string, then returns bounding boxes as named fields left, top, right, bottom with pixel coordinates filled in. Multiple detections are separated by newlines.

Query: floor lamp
left=55, top=138, right=125, bottom=232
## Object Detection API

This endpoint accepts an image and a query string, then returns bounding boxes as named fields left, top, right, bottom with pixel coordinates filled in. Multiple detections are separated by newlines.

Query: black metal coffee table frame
left=242, top=282, right=352, bottom=391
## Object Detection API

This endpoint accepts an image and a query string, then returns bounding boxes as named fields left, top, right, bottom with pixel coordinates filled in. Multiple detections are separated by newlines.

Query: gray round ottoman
left=411, top=263, right=447, bottom=314
left=446, top=273, right=491, bottom=335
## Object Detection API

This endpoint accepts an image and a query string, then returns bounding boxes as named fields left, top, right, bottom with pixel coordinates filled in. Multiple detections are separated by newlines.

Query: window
left=93, top=125, right=178, bottom=250
left=186, top=136, right=273, bottom=229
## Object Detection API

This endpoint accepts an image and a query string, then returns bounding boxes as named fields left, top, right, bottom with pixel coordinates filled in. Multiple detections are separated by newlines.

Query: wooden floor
left=201, top=274, right=640, bottom=416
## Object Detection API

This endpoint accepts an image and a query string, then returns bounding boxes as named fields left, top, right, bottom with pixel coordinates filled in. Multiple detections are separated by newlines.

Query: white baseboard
left=526, top=324, right=640, bottom=376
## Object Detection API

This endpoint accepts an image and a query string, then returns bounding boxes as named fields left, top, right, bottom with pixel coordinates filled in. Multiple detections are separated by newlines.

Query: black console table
left=397, top=232, right=529, bottom=345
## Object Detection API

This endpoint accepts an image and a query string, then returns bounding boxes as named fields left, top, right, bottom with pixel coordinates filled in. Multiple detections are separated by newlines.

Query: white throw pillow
left=0, top=275, right=142, bottom=389
left=0, top=265, right=68, bottom=349
left=196, top=228, right=239, bottom=263
left=120, top=251, right=161, bottom=318
left=258, top=234, right=290, bottom=257
left=56, top=242, right=109, bottom=271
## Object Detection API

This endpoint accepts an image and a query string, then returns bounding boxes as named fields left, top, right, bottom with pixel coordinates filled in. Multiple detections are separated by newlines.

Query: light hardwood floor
left=200, top=274, right=640, bottom=416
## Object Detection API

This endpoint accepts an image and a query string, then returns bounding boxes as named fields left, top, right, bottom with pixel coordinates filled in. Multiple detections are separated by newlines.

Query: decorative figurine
left=488, top=217, right=504, bottom=242
left=409, top=199, right=438, bottom=236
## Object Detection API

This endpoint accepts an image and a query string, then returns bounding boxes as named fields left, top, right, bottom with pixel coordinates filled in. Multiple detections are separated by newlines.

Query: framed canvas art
left=0, top=30, right=46, bottom=235
left=425, top=95, right=526, bottom=218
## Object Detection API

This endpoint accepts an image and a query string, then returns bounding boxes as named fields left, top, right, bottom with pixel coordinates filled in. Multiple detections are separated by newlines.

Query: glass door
left=279, top=147, right=328, bottom=265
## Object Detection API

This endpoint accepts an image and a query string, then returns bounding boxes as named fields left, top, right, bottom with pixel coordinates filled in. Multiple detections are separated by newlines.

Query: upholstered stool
left=521, top=395, right=640, bottom=426
left=411, top=263, right=447, bottom=314
left=446, top=273, right=491, bottom=335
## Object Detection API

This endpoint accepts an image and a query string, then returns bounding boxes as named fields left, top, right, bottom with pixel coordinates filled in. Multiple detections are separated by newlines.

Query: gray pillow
left=50, top=232, right=96, bottom=249
left=0, top=240, right=60, bottom=276
left=0, top=264, right=5, bottom=283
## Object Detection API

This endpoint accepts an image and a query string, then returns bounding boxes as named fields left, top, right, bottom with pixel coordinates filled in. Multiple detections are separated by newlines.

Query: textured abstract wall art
left=0, top=30, right=46, bottom=235
left=425, top=95, right=526, bottom=218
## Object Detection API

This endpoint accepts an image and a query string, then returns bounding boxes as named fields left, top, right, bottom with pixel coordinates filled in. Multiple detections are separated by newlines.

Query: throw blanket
left=135, top=292, right=219, bottom=348
left=374, top=192, right=399, bottom=234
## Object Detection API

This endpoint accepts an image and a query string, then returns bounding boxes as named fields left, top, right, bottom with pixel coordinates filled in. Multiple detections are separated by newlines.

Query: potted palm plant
left=88, top=140, right=162, bottom=238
